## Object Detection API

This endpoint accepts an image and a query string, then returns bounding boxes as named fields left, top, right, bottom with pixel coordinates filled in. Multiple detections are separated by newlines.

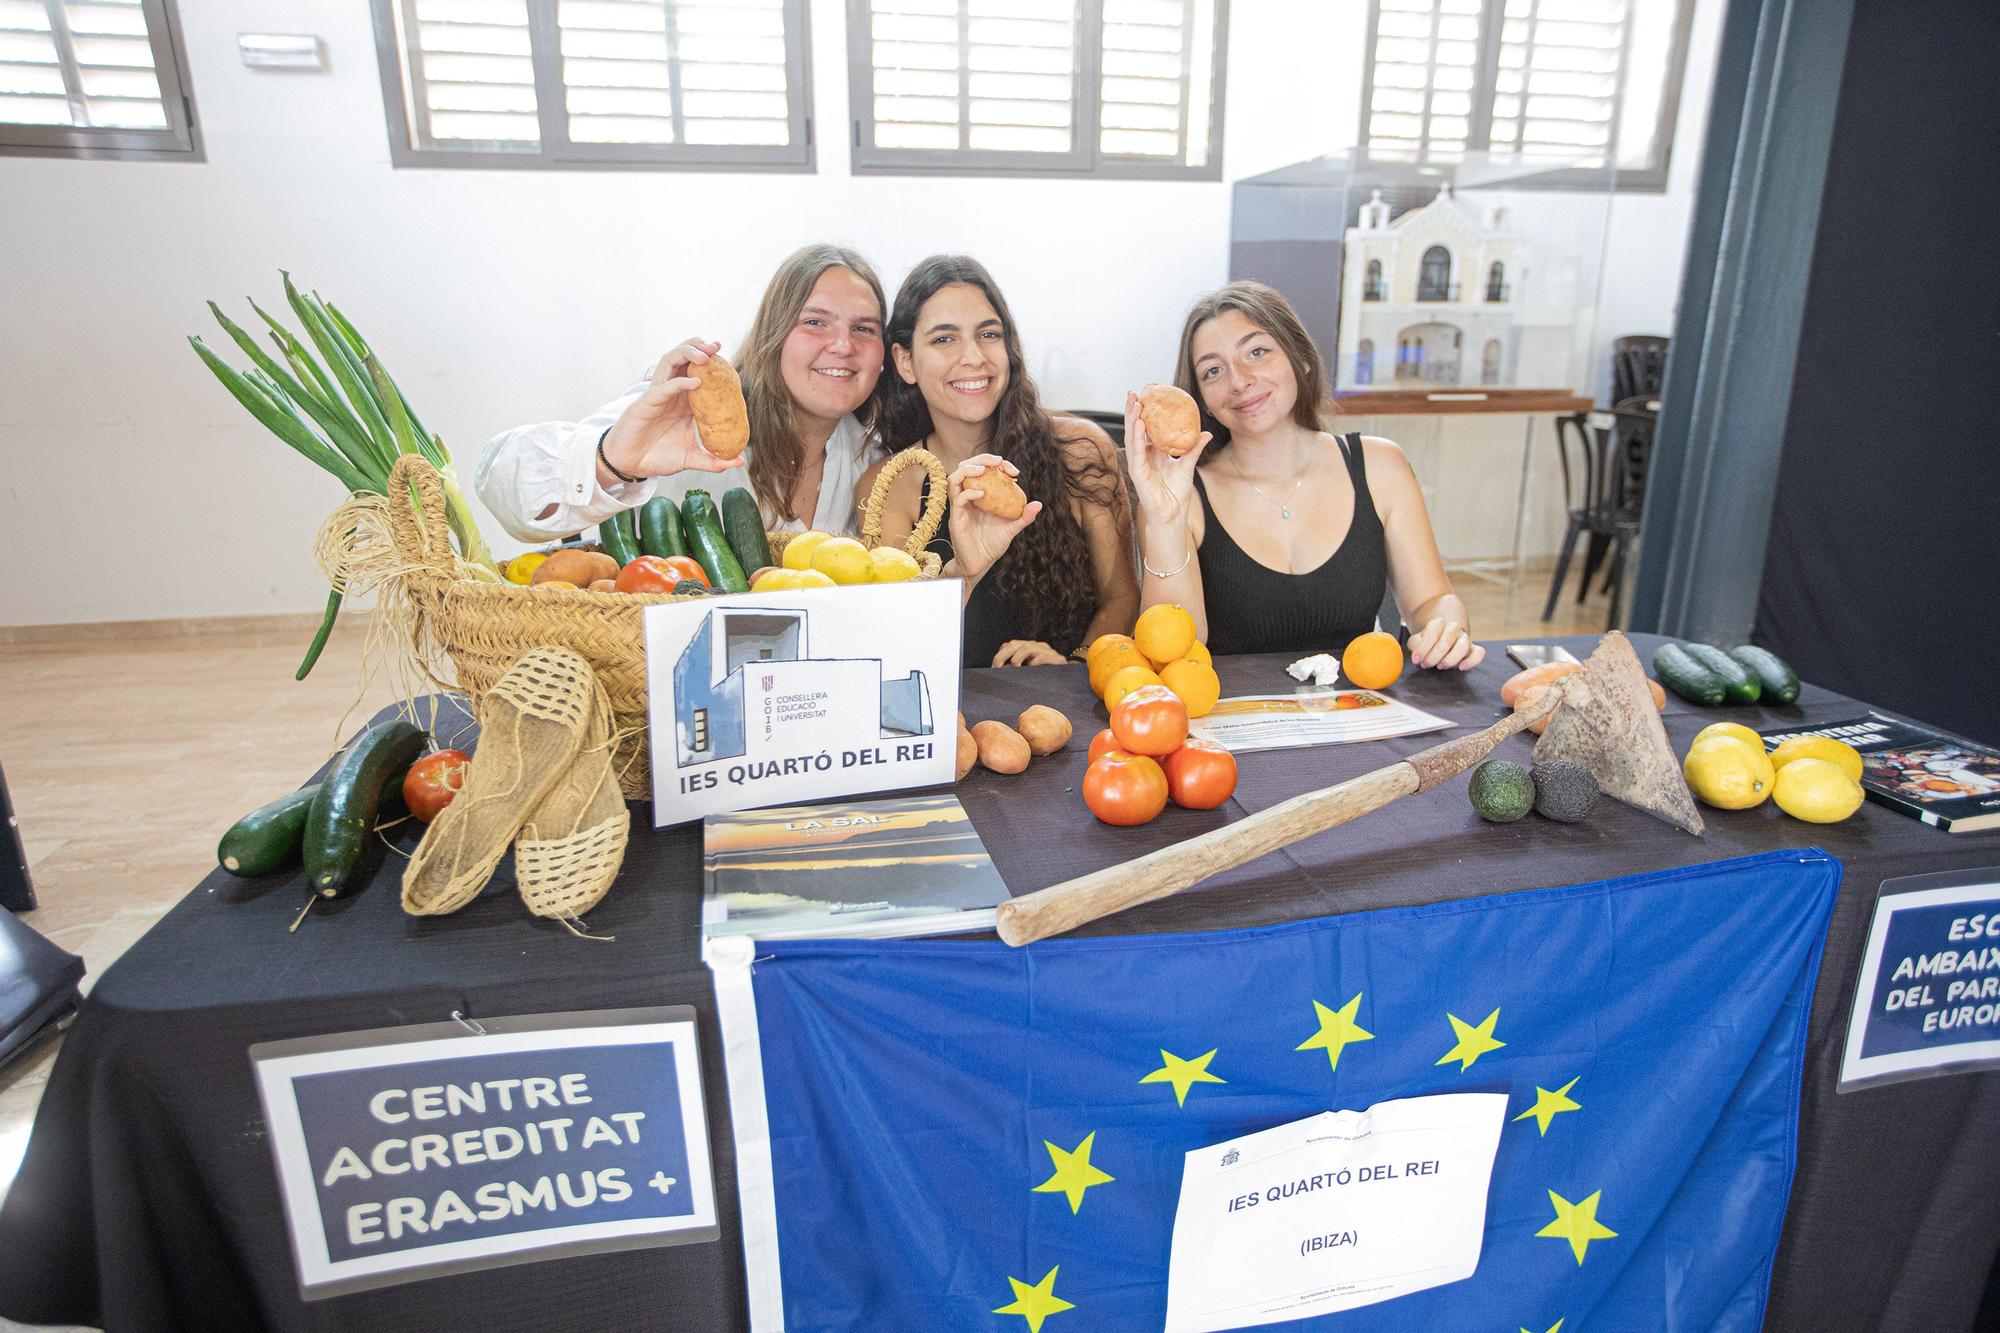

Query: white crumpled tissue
left=1286, top=653, right=1342, bottom=686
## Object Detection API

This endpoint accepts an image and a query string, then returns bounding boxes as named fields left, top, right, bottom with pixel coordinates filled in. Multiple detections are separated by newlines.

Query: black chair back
left=1611, top=336, right=1669, bottom=406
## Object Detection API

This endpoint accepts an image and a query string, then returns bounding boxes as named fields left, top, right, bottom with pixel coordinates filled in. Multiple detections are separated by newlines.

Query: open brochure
left=1188, top=691, right=1455, bottom=754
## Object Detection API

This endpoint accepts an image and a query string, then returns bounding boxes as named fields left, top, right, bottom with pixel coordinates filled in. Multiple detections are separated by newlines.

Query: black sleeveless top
left=919, top=475, right=1090, bottom=669
left=1192, top=433, right=1388, bottom=657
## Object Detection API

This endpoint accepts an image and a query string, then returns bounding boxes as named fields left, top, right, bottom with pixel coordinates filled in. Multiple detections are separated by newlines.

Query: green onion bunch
left=190, top=273, right=497, bottom=677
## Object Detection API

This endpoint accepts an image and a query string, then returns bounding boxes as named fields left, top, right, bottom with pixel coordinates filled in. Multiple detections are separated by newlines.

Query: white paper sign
left=1164, top=1092, right=1506, bottom=1332
left=642, top=581, right=962, bottom=826
left=1187, top=692, right=1455, bottom=755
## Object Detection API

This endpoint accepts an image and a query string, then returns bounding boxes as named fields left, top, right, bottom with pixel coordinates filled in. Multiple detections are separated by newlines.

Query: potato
left=971, top=720, right=1030, bottom=774
left=955, top=725, right=978, bottom=781
left=587, top=578, right=618, bottom=593
left=1499, top=660, right=1581, bottom=708
left=534, top=548, right=618, bottom=588
left=1515, top=682, right=1561, bottom=735
left=689, top=355, right=750, bottom=460
left=970, top=467, right=1027, bottom=520
left=1138, top=383, right=1201, bottom=457
left=1016, top=704, right=1072, bottom=756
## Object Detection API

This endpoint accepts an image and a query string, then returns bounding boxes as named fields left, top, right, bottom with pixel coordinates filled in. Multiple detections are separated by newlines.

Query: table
left=1333, top=387, right=1594, bottom=607
left=3, top=636, right=1996, bottom=1332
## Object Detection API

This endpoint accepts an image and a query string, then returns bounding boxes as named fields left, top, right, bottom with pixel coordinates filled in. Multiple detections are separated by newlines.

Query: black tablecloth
left=2, top=635, right=1996, bottom=1332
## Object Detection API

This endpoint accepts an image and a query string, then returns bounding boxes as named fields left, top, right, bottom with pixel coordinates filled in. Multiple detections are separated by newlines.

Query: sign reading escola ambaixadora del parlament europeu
left=251, top=1007, right=717, bottom=1298
left=1841, top=869, right=2000, bottom=1091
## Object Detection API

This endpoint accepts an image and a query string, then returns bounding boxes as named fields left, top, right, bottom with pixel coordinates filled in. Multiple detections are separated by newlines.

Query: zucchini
left=1729, top=645, right=1800, bottom=705
left=303, top=719, right=426, bottom=899
left=681, top=490, right=750, bottom=593
left=218, top=783, right=321, bottom=877
left=1681, top=642, right=1761, bottom=704
left=720, top=487, right=772, bottom=579
left=597, top=508, right=642, bottom=566
left=638, top=496, right=686, bottom=560
left=1653, top=643, right=1726, bottom=707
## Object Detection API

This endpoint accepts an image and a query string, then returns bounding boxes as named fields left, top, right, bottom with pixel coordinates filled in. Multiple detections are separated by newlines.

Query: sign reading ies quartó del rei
left=1841, top=869, right=2000, bottom=1091
left=250, top=1007, right=717, bottom=1298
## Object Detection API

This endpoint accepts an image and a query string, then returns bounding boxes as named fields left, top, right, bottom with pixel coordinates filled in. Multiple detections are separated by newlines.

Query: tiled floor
left=0, top=566, right=1616, bottom=1328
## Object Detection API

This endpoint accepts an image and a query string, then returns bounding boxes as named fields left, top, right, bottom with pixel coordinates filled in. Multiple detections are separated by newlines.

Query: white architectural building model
left=1337, top=183, right=1530, bottom=390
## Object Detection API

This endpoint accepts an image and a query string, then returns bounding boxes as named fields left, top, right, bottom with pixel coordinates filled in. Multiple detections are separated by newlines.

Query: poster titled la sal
left=643, top=581, right=962, bottom=826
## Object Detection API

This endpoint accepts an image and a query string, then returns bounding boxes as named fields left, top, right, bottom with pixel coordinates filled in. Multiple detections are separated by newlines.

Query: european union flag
left=710, top=849, right=1838, bottom=1331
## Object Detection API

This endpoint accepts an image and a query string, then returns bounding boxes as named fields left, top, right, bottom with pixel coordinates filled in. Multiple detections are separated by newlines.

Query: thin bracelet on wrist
left=1142, top=549, right=1193, bottom=579
left=597, top=428, right=642, bottom=486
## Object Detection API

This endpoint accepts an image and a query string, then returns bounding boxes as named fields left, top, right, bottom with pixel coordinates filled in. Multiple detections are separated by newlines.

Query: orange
left=1089, top=639, right=1146, bottom=693
left=1159, top=659, right=1221, bottom=718
left=1087, top=633, right=1138, bottom=677
left=1179, top=639, right=1212, bottom=667
left=1102, top=663, right=1163, bottom=710
left=1341, top=630, right=1403, bottom=690
left=1134, top=603, right=1196, bottom=668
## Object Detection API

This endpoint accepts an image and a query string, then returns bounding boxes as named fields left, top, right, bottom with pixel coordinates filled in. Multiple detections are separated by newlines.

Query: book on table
left=1760, top=714, right=2000, bottom=833
left=701, top=792, right=1010, bottom=940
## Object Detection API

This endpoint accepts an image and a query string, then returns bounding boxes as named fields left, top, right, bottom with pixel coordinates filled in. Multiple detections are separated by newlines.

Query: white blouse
left=473, top=375, right=875, bottom=542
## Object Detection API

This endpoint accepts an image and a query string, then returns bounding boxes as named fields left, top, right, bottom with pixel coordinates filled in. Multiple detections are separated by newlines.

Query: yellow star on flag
left=1435, top=1007, right=1507, bottom=1071
left=993, top=1264, right=1075, bottom=1331
left=1512, top=1077, right=1581, bottom=1136
left=1140, top=1048, right=1225, bottom=1107
left=1537, top=1189, right=1618, bottom=1266
left=1519, top=1321, right=1564, bottom=1333
left=1296, top=994, right=1374, bottom=1073
left=1032, top=1132, right=1115, bottom=1214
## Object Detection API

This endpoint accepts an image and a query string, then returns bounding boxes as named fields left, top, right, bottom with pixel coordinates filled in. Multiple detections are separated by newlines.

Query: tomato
left=1109, top=684, right=1189, bottom=757
left=1163, top=739, right=1238, bottom=810
left=1087, top=728, right=1118, bottom=766
left=403, top=749, right=470, bottom=822
left=662, top=555, right=710, bottom=588
left=614, top=555, right=678, bottom=594
left=1082, top=751, right=1168, bottom=826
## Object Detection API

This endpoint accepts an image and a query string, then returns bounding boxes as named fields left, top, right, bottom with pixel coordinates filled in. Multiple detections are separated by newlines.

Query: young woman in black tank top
left=1127, top=281, right=1487, bottom=672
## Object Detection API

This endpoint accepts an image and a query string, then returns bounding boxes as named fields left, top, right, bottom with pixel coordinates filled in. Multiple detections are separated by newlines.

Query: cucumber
left=303, top=719, right=426, bottom=899
left=681, top=490, right=750, bottom=593
left=218, top=783, right=321, bottom=877
left=720, top=487, right=772, bottom=579
left=597, top=508, right=642, bottom=566
left=1653, top=643, right=1726, bottom=707
left=1728, top=645, right=1800, bottom=705
left=1681, top=643, right=1761, bottom=704
left=638, top=497, right=686, bottom=560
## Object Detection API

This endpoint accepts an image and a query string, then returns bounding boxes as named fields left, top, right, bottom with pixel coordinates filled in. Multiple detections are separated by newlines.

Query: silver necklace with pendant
left=1231, top=454, right=1308, bottom=520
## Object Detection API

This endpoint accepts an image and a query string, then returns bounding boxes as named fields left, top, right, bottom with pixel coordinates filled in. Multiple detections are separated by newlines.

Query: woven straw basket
left=372, top=449, right=947, bottom=799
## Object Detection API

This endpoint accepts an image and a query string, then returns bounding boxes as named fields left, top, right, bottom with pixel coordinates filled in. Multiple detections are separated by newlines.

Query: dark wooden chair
left=1611, top=336, right=1669, bottom=407
left=1542, top=407, right=1654, bottom=628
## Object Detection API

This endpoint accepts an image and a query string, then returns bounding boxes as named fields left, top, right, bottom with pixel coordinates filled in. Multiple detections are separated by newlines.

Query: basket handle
left=386, top=455, right=458, bottom=578
left=859, top=447, right=949, bottom=558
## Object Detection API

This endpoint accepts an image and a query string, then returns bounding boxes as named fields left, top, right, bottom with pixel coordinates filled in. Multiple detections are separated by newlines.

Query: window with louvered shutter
left=0, top=0, right=198, bottom=159
left=372, top=0, right=812, bottom=169
left=1359, top=0, right=1691, bottom=191
left=850, top=0, right=1225, bottom=178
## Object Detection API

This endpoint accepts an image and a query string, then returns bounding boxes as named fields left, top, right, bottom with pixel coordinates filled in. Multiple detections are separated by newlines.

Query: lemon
left=1692, top=721, right=1766, bottom=753
left=789, top=568, right=836, bottom=588
left=782, top=530, right=832, bottom=571
left=809, top=536, right=873, bottom=585
left=1769, top=735, right=1864, bottom=782
left=1773, top=757, right=1865, bottom=823
left=504, top=551, right=549, bottom=585
left=867, top=546, right=922, bottom=583
left=751, top=567, right=790, bottom=592
left=1684, top=735, right=1776, bottom=810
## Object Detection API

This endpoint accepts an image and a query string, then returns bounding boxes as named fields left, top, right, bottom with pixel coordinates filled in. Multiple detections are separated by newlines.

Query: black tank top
left=1193, top=433, right=1388, bottom=657
left=919, top=475, right=1082, bottom=669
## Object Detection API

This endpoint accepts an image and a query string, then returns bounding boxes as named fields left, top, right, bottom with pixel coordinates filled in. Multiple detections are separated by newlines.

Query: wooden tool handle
left=994, top=695, right=1555, bottom=947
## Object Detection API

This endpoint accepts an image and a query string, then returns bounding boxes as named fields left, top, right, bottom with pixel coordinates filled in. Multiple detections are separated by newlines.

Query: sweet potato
left=955, top=725, right=978, bottom=781
left=689, top=355, right=750, bottom=460
left=1499, top=660, right=1582, bottom=708
left=1138, top=383, right=1201, bottom=457
left=1016, top=705, right=1072, bottom=756
left=970, top=467, right=1027, bottom=520
left=971, top=720, right=1030, bottom=774
left=534, top=548, right=618, bottom=588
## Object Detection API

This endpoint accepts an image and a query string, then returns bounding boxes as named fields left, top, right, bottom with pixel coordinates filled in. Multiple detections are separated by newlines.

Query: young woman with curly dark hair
left=859, top=255, right=1136, bottom=669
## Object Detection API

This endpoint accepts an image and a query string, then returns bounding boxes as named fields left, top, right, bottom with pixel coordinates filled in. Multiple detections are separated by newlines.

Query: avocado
left=1531, top=761, right=1599, bottom=823
left=1468, top=759, right=1535, bottom=823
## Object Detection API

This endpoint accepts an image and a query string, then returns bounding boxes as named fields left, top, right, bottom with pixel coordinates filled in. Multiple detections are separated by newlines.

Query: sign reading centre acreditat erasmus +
left=250, top=1007, right=717, bottom=1298
left=1841, top=869, right=2000, bottom=1091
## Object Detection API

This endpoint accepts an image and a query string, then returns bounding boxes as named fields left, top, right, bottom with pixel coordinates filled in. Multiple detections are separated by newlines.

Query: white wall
left=0, top=0, right=1718, bottom=626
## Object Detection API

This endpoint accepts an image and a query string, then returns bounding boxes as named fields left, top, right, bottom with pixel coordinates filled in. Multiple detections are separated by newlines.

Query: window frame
left=368, top=0, right=816, bottom=173
left=0, top=0, right=203, bottom=162
left=846, top=0, right=1228, bottom=181
left=1354, top=0, right=1695, bottom=194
